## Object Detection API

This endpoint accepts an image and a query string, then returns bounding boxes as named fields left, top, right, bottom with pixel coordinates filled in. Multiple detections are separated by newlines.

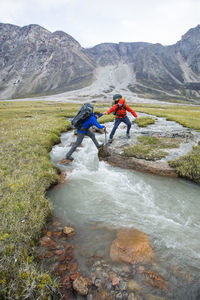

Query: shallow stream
left=49, top=115, right=200, bottom=299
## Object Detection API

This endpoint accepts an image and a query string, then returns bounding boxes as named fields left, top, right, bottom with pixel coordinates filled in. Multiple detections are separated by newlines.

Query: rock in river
left=110, top=228, right=154, bottom=264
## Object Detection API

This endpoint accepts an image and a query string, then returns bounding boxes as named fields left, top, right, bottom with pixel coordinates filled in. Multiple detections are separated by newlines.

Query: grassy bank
left=131, top=103, right=200, bottom=183
left=0, top=101, right=81, bottom=299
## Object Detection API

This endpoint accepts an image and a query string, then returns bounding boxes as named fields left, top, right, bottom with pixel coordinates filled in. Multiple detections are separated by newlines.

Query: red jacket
left=107, top=98, right=137, bottom=119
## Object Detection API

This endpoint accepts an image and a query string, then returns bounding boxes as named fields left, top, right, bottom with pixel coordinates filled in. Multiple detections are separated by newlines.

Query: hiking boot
left=126, top=133, right=130, bottom=139
left=97, top=143, right=104, bottom=149
left=108, top=138, right=113, bottom=144
left=66, top=155, right=74, bottom=161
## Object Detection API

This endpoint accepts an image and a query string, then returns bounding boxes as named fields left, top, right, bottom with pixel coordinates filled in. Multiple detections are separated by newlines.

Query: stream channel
left=48, top=114, right=200, bottom=300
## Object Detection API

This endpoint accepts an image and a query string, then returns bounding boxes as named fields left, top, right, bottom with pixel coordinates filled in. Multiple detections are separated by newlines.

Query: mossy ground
left=133, top=116, right=155, bottom=127
left=123, top=136, right=181, bottom=161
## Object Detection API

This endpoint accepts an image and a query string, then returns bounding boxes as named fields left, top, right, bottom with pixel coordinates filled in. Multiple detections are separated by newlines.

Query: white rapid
left=49, top=116, right=200, bottom=299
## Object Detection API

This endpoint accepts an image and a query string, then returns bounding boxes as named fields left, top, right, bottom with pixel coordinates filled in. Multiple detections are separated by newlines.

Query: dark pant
left=109, top=116, right=131, bottom=139
left=66, top=129, right=101, bottom=158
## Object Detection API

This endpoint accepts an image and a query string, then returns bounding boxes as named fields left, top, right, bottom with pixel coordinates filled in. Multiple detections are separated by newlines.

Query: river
left=48, top=115, right=200, bottom=299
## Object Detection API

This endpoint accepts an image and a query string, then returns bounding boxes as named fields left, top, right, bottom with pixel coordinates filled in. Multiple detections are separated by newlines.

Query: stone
left=40, top=236, right=57, bottom=249
left=44, top=251, right=54, bottom=258
left=58, top=159, right=72, bottom=165
left=110, top=228, right=154, bottom=264
left=62, top=276, right=72, bottom=290
left=58, top=264, right=67, bottom=272
left=112, top=277, right=120, bottom=286
left=127, top=280, right=141, bottom=292
left=69, top=262, right=78, bottom=273
left=63, top=226, right=75, bottom=236
left=70, top=272, right=81, bottom=281
left=55, top=250, right=63, bottom=255
left=93, top=290, right=114, bottom=300
left=145, top=270, right=168, bottom=291
left=53, top=231, right=62, bottom=237
left=59, top=172, right=67, bottom=183
left=73, top=276, right=90, bottom=296
left=52, top=221, right=61, bottom=227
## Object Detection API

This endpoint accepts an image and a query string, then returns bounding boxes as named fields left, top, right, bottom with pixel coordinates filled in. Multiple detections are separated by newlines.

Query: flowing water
left=49, top=115, right=200, bottom=299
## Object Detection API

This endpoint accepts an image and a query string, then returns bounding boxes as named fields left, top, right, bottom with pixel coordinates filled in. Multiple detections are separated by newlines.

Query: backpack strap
left=115, top=104, right=126, bottom=117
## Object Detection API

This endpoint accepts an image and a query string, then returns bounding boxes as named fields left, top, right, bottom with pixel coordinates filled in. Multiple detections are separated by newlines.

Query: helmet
left=118, top=98, right=125, bottom=106
left=113, top=94, right=122, bottom=101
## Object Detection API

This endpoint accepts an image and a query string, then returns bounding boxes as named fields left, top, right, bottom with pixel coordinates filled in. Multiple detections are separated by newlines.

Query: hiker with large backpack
left=103, top=94, right=138, bottom=143
left=66, top=103, right=105, bottom=161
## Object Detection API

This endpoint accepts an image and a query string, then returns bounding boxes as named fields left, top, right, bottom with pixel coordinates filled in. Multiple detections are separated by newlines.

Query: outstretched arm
left=126, top=105, right=138, bottom=118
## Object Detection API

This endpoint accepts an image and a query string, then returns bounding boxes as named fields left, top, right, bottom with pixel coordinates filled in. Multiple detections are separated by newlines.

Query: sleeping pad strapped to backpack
left=71, top=103, right=93, bottom=129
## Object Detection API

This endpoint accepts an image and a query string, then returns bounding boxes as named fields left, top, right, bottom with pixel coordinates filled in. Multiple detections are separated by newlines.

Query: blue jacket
left=77, top=113, right=104, bottom=134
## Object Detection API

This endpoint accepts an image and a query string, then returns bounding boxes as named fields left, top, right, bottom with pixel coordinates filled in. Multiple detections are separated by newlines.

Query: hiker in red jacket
left=103, top=96, right=138, bottom=143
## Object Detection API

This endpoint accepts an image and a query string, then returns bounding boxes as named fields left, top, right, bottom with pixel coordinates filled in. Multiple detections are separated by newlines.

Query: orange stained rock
left=110, top=228, right=154, bottom=264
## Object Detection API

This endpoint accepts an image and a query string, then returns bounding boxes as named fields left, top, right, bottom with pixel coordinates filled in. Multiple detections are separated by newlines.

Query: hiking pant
left=66, top=129, right=101, bottom=158
left=109, top=116, right=131, bottom=140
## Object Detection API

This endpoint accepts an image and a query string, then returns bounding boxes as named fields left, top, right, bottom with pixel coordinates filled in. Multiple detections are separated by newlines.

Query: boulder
left=101, top=152, right=178, bottom=177
left=72, top=276, right=91, bottom=296
left=110, top=228, right=154, bottom=264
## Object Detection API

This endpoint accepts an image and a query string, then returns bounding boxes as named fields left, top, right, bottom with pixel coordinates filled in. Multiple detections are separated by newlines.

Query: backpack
left=112, top=94, right=122, bottom=107
left=71, top=103, right=93, bottom=129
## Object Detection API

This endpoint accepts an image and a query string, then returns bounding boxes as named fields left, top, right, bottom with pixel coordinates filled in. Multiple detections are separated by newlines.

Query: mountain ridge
left=0, top=22, right=200, bottom=101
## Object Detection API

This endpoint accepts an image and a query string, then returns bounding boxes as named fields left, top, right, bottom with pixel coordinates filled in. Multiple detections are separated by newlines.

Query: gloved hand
left=103, top=112, right=108, bottom=115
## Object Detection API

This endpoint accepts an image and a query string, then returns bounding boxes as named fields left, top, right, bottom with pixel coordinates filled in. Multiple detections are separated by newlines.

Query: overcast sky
left=0, top=0, right=200, bottom=47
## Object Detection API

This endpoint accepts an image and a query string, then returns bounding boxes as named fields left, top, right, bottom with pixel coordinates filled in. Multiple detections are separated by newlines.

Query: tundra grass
left=122, top=136, right=180, bottom=161
left=0, top=101, right=80, bottom=299
left=133, top=116, right=155, bottom=127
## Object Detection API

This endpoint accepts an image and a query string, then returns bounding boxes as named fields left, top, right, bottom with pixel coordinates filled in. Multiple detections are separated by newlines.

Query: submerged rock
left=63, top=226, right=75, bottom=236
left=110, top=228, right=154, bottom=264
left=145, top=270, right=168, bottom=291
left=73, top=275, right=91, bottom=296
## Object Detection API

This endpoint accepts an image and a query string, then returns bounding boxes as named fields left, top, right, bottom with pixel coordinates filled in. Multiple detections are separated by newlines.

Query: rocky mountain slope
left=0, top=23, right=200, bottom=100
left=0, top=23, right=95, bottom=99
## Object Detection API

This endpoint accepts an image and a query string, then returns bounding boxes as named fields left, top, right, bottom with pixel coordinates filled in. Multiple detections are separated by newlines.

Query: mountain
left=0, top=23, right=95, bottom=99
left=0, top=23, right=200, bottom=100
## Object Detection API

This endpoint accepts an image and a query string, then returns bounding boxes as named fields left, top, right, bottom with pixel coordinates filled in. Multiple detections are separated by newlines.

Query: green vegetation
left=0, top=101, right=80, bottom=299
left=123, top=136, right=180, bottom=161
left=169, top=145, right=200, bottom=184
left=98, top=114, right=115, bottom=123
left=133, top=116, right=155, bottom=127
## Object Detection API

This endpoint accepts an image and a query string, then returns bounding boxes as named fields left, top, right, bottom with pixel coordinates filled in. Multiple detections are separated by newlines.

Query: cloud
left=0, top=0, right=199, bottom=47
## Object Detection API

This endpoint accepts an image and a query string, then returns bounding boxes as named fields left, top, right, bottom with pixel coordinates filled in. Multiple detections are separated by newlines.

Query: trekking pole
left=104, top=127, right=107, bottom=145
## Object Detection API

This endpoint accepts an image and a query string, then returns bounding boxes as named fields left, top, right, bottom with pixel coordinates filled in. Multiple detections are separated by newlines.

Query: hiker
left=66, top=111, right=105, bottom=161
left=103, top=95, right=138, bottom=143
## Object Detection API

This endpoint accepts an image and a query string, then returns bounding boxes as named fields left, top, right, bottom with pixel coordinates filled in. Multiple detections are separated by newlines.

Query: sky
left=0, top=0, right=200, bottom=47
